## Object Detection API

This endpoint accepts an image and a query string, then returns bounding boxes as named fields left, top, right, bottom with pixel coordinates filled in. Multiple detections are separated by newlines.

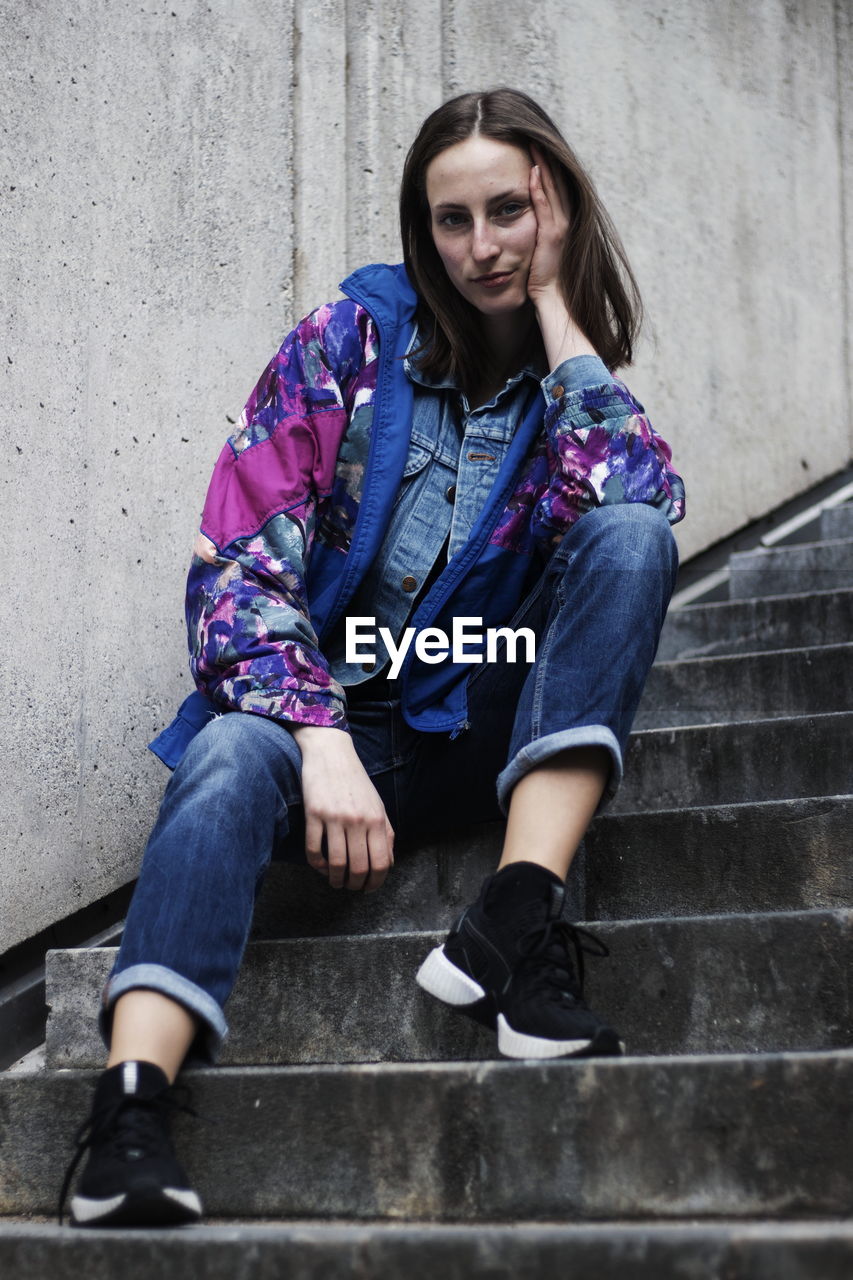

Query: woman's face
left=425, top=135, right=538, bottom=318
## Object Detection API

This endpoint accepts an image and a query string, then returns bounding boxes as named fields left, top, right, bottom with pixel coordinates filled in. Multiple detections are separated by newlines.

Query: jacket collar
left=339, top=262, right=418, bottom=333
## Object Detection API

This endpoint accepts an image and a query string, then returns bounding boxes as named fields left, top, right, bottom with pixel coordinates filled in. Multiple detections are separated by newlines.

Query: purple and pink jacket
left=155, top=262, right=685, bottom=767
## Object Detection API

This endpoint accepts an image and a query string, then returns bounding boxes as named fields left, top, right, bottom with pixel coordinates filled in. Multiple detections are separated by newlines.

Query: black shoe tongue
left=486, top=862, right=565, bottom=914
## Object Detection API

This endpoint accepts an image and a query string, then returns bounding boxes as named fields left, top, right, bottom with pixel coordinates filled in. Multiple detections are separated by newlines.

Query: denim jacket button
left=401, top=575, right=418, bottom=592
left=445, top=484, right=456, bottom=503
left=551, top=384, right=565, bottom=400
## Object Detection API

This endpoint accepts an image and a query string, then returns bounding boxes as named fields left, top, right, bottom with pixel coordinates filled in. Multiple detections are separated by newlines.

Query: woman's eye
left=437, top=212, right=467, bottom=228
left=498, top=202, right=525, bottom=218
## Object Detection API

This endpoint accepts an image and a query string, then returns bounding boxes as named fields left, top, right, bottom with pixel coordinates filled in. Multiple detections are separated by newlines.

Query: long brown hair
left=400, top=88, right=642, bottom=389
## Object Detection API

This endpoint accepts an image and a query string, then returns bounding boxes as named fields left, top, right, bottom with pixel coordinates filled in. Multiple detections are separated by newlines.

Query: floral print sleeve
left=532, top=355, right=686, bottom=542
left=186, top=300, right=377, bottom=730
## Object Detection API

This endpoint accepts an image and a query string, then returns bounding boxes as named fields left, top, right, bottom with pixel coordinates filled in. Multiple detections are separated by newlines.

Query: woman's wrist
left=291, top=722, right=353, bottom=754
left=532, top=287, right=598, bottom=368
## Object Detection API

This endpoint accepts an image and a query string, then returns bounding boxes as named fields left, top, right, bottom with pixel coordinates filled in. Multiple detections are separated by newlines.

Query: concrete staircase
left=2, top=506, right=852, bottom=1277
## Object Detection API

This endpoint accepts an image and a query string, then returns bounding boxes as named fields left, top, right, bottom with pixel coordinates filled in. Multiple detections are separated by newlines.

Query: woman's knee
left=558, top=503, right=678, bottom=575
left=169, top=710, right=303, bottom=807
left=144, top=712, right=302, bottom=888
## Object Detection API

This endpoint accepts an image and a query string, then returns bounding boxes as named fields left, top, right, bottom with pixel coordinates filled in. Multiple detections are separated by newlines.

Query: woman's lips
left=472, top=271, right=514, bottom=288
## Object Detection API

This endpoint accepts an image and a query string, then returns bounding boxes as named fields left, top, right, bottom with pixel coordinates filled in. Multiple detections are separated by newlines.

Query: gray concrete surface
left=586, top=794, right=853, bottom=919
left=635, top=641, right=853, bottom=728
left=2, top=0, right=296, bottom=951
left=2, top=0, right=852, bottom=952
left=657, top=587, right=853, bottom=660
left=3, top=1221, right=853, bottom=1280
left=3, top=1053, right=853, bottom=1217
left=729, top=538, right=853, bottom=597
left=616, top=711, right=853, bottom=813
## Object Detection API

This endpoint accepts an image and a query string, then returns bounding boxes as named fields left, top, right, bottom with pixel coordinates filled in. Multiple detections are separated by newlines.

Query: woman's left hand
left=526, top=143, right=571, bottom=304
left=526, top=144, right=597, bottom=366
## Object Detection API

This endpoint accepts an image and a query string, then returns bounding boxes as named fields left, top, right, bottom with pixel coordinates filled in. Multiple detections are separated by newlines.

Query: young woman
left=61, top=87, right=685, bottom=1228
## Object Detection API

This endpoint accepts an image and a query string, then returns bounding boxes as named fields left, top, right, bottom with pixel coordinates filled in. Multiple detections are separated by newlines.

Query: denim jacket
left=151, top=262, right=684, bottom=768
left=324, top=337, right=549, bottom=684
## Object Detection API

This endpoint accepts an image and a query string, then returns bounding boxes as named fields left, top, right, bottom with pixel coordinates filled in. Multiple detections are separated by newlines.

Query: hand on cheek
left=526, top=145, right=597, bottom=366
left=526, top=144, right=571, bottom=304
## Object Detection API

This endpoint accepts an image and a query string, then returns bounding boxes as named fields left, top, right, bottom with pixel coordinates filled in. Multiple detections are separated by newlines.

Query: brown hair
left=400, top=88, right=642, bottom=389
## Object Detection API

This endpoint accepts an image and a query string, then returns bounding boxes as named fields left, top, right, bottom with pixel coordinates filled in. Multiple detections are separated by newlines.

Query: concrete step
left=614, top=711, right=853, bottom=814
left=45, top=908, right=852, bottom=1068
left=821, top=504, right=853, bottom=540
left=253, top=661, right=852, bottom=942
left=250, top=821, right=580, bottom=942
left=4, top=1052, right=852, bottom=1218
left=728, top=540, right=853, bottom=599
left=636, top=642, right=852, bottom=729
left=200, top=789, right=853, bottom=943
left=255, top=719, right=852, bottom=935
left=657, top=588, right=853, bottom=661
left=2, top=1220, right=852, bottom=1280
left=585, top=795, right=853, bottom=920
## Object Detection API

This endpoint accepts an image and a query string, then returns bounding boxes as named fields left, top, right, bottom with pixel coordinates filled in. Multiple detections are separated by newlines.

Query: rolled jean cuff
left=496, top=725, right=624, bottom=817
left=99, top=962, right=228, bottom=1062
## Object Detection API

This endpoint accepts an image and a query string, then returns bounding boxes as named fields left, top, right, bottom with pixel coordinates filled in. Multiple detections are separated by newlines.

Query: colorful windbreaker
left=179, top=262, right=685, bottom=754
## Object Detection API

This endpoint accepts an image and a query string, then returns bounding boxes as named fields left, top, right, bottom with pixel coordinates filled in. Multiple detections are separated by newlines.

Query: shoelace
left=58, top=1085, right=197, bottom=1225
left=515, top=918, right=610, bottom=1004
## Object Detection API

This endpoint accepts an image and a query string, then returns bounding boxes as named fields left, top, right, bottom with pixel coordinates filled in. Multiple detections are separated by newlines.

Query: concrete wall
left=1, top=0, right=850, bottom=952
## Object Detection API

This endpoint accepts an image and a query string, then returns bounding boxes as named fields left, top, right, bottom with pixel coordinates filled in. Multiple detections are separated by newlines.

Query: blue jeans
left=103, top=504, right=678, bottom=1056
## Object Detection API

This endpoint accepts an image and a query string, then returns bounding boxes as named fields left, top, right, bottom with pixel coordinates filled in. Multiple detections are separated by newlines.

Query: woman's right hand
left=290, top=724, right=395, bottom=892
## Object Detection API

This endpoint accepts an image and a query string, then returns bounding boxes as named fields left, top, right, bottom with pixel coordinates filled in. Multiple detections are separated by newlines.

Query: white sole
left=497, top=1013, right=592, bottom=1060
left=164, top=1187, right=203, bottom=1214
left=70, top=1192, right=127, bottom=1224
left=70, top=1185, right=202, bottom=1225
left=416, top=946, right=486, bottom=1005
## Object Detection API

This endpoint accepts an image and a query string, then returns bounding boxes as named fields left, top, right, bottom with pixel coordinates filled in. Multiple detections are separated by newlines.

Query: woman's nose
left=470, top=220, right=498, bottom=262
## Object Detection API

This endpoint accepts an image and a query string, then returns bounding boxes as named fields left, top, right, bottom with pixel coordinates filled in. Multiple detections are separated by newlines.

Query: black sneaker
left=416, top=861, right=623, bottom=1059
left=59, top=1060, right=203, bottom=1227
